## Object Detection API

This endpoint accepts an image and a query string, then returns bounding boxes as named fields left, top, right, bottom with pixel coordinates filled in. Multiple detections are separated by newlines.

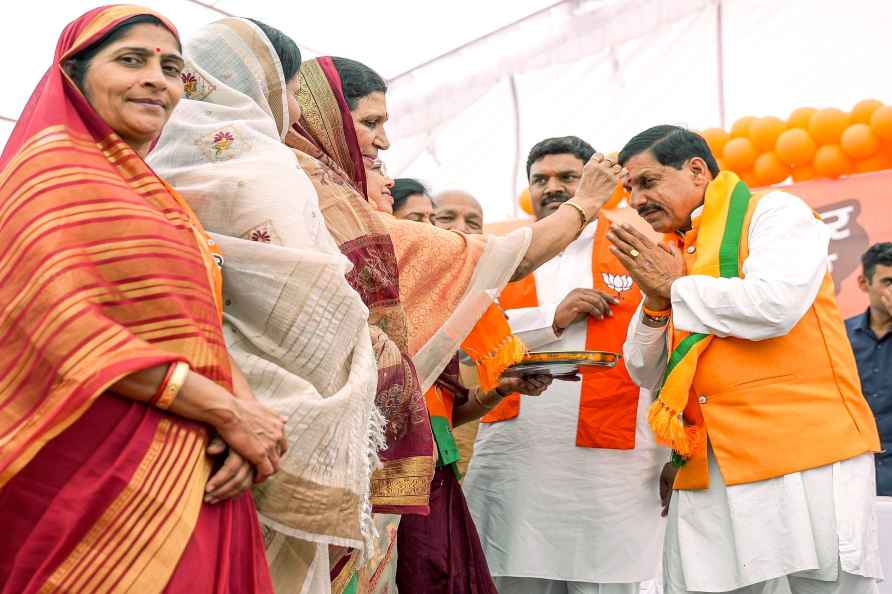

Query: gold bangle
left=559, top=201, right=588, bottom=234
left=472, top=387, right=500, bottom=410
left=156, top=362, right=190, bottom=410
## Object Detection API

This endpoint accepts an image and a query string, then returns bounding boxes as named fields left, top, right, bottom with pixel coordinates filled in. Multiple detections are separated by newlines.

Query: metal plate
left=502, top=350, right=620, bottom=377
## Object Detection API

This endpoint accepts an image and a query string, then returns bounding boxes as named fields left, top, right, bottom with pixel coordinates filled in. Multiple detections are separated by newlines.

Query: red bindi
left=155, top=48, right=161, bottom=53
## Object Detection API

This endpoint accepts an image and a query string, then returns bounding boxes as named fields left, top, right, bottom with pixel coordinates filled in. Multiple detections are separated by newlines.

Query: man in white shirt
left=613, top=125, right=881, bottom=594
left=463, top=136, right=667, bottom=594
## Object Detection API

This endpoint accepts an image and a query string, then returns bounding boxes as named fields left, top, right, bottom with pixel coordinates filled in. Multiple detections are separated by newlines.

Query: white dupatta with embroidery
left=149, top=18, right=383, bottom=567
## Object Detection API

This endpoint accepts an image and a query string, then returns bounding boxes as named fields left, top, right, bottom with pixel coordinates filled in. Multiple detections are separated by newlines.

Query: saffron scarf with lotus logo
left=483, top=212, right=644, bottom=449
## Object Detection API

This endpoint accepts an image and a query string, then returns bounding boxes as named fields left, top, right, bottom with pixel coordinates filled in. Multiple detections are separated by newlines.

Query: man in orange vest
left=613, top=125, right=882, bottom=594
left=463, top=136, right=667, bottom=594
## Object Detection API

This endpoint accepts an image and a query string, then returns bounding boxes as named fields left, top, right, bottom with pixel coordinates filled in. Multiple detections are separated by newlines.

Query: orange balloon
left=738, top=170, right=760, bottom=187
left=701, top=127, right=730, bottom=156
left=775, top=128, right=817, bottom=167
left=808, top=108, right=850, bottom=145
left=519, top=187, right=533, bottom=215
left=870, top=105, right=892, bottom=140
left=851, top=99, right=883, bottom=124
left=854, top=152, right=892, bottom=174
left=715, top=157, right=727, bottom=171
left=750, top=116, right=786, bottom=152
left=813, top=145, right=852, bottom=178
left=605, top=183, right=627, bottom=209
left=841, top=123, right=880, bottom=159
left=791, top=164, right=817, bottom=182
left=753, top=152, right=791, bottom=186
left=787, top=107, right=817, bottom=130
left=722, top=137, right=758, bottom=171
left=730, top=116, right=756, bottom=138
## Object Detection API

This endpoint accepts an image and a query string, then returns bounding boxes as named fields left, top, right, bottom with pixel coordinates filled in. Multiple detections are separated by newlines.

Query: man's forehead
left=623, top=152, right=668, bottom=180
left=530, top=153, right=585, bottom=174
left=624, top=151, right=661, bottom=173
left=437, top=192, right=481, bottom=213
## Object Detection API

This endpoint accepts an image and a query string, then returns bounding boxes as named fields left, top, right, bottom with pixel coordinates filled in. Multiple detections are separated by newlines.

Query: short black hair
left=618, top=125, right=720, bottom=177
left=247, top=19, right=302, bottom=82
left=862, top=242, right=892, bottom=281
left=526, top=136, right=595, bottom=179
left=391, top=178, right=430, bottom=212
left=331, top=57, right=387, bottom=110
left=65, top=15, right=182, bottom=92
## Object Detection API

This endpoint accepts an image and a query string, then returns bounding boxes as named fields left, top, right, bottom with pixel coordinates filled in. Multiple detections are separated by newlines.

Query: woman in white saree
left=149, top=18, right=382, bottom=594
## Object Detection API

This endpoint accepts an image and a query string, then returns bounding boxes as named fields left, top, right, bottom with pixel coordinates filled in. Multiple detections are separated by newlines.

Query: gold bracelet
left=559, top=200, right=588, bottom=235
left=156, top=361, right=190, bottom=410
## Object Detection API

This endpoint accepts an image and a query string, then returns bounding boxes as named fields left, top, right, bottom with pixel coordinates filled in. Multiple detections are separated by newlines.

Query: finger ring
left=629, top=248, right=640, bottom=258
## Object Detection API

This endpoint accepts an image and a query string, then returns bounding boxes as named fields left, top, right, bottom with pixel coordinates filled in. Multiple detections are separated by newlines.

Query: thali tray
left=502, top=350, right=620, bottom=377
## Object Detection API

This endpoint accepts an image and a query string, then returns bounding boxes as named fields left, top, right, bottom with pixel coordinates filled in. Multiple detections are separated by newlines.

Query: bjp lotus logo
left=602, top=272, right=633, bottom=294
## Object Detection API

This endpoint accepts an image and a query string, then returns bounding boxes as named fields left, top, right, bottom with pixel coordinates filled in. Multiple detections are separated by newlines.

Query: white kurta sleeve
left=670, top=191, right=830, bottom=341
left=506, top=304, right=561, bottom=351
left=623, top=302, right=669, bottom=392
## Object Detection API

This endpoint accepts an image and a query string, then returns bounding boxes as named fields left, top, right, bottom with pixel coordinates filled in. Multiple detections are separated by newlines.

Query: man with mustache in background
left=463, top=136, right=666, bottom=594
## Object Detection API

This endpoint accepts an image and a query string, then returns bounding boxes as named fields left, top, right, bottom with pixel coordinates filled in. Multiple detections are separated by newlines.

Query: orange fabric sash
left=426, top=386, right=455, bottom=427
left=481, top=214, right=642, bottom=449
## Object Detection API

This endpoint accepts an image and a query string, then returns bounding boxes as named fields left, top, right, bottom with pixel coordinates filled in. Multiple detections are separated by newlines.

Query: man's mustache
left=541, top=192, right=573, bottom=207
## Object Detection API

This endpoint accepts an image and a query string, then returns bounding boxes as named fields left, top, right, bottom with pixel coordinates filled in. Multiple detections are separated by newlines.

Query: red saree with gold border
left=0, top=7, right=271, bottom=593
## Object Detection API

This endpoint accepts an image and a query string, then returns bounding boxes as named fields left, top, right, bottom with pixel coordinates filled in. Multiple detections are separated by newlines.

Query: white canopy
left=3, top=0, right=891, bottom=221
left=0, top=0, right=552, bottom=147
left=385, top=0, right=892, bottom=220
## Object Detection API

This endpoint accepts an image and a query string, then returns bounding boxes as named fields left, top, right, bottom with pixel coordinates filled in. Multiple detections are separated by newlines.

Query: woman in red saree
left=0, top=6, right=279, bottom=593
left=289, top=56, right=621, bottom=594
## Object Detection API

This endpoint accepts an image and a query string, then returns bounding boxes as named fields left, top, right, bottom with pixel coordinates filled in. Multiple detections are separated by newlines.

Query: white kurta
left=463, top=221, right=667, bottom=584
left=623, top=191, right=882, bottom=593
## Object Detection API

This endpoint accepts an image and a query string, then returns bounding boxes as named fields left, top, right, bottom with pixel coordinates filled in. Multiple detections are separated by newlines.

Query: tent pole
left=388, top=0, right=568, bottom=83
left=510, top=74, right=521, bottom=219
left=716, top=0, right=726, bottom=129
left=181, top=0, right=234, bottom=16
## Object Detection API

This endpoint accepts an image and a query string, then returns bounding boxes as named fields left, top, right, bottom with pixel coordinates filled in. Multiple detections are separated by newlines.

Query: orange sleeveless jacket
left=674, top=193, right=880, bottom=490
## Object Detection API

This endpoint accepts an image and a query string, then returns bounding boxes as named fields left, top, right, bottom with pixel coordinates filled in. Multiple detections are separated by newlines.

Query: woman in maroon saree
left=289, top=55, right=619, bottom=594
left=0, top=6, right=278, bottom=592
